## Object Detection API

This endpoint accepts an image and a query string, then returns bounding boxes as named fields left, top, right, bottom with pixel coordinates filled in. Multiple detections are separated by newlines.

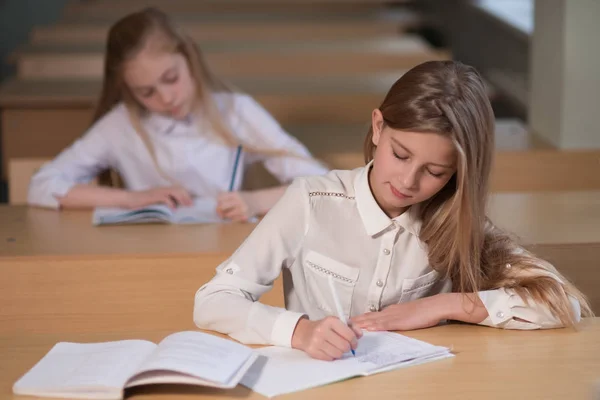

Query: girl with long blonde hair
left=28, top=8, right=326, bottom=220
left=194, top=60, right=592, bottom=360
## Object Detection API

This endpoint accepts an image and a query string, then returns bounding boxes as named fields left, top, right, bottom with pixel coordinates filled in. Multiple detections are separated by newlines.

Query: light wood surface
left=0, top=254, right=285, bottom=335
left=2, top=188, right=600, bottom=257
left=32, top=11, right=418, bottom=44
left=14, top=37, right=446, bottom=80
left=2, top=189, right=600, bottom=259
left=0, top=206, right=256, bottom=259
left=2, top=320, right=599, bottom=400
left=61, top=1, right=409, bottom=18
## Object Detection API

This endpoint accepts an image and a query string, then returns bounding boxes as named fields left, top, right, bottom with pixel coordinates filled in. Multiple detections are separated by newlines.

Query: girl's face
left=369, top=109, right=457, bottom=218
left=123, top=48, right=196, bottom=119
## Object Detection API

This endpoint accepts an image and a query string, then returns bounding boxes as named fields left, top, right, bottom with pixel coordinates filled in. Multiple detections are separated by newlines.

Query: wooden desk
left=33, top=9, right=418, bottom=44
left=0, top=206, right=255, bottom=259
left=15, top=37, right=446, bottom=80
left=2, top=191, right=600, bottom=259
left=2, top=320, right=599, bottom=399
left=1, top=194, right=599, bottom=314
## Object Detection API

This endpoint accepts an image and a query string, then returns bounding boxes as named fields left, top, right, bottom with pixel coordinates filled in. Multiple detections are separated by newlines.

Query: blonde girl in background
left=194, top=60, right=592, bottom=360
left=28, top=8, right=327, bottom=221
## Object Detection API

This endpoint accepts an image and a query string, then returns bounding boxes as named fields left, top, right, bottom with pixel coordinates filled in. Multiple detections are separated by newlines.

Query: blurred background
left=0, top=0, right=598, bottom=203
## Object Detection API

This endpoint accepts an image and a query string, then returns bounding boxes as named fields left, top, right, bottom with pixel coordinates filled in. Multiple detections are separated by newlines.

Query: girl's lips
left=390, top=184, right=412, bottom=199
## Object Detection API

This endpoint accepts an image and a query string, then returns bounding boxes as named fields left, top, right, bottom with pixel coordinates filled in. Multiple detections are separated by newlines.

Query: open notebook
left=92, top=198, right=224, bottom=225
left=12, top=331, right=257, bottom=400
left=241, top=331, right=453, bottom=398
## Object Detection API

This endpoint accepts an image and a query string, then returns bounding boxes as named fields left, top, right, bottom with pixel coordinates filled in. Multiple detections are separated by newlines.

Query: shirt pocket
left=304, top=250, right=360, bottom=318
left=398, top=269, right=441, bottom=303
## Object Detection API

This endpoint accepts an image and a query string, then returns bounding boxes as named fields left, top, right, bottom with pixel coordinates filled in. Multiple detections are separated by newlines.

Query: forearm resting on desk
left=56, top=185, right=134, bottom=209
left=57, top=185, right=193, bottom=210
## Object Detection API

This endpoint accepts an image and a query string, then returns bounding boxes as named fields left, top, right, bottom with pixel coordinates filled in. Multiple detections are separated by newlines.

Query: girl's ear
left=372, top=109, right=384, bottom=146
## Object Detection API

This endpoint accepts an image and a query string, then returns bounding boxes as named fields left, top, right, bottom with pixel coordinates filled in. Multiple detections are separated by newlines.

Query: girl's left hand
left=350, top=296, right=445, bottom=332
left=217, top=192, right=255, bottom=222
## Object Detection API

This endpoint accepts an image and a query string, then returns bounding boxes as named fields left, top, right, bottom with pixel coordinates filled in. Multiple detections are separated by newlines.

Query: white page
left=128, top=331, right=254, bottom=387
left=355, top=331, right=451, bottom=373
left=170, top=198, right=222, bottom=224
left=241, top=331, right=451, bottom=398
left=92, top=205, right=172, bottom=225
left=13, top=340, right=156, bottom=400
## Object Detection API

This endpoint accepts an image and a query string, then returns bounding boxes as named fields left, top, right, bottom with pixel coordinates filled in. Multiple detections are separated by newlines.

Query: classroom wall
left=0, top=0, right=69, bottom=202
left=530, top=0, right=600, bottom=149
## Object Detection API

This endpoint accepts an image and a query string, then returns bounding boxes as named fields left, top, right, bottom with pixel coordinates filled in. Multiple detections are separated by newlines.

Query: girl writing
left=28, top=8, right=327, bottom=221
left=194, top=60, right=592, bottom=360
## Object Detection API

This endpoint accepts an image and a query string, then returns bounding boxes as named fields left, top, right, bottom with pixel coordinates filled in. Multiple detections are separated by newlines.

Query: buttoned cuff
left=270, top=311, right=306, bottom=347
left=478, top=289, right=514, bottom=326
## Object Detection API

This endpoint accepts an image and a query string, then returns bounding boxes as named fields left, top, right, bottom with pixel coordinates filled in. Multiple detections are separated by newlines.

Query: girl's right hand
left=291, top=316, right=362, bottom=361
left=127, top=186, right=193, bottom=209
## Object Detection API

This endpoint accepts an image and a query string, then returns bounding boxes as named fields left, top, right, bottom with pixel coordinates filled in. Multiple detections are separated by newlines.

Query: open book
left=240, top=331, right=453, bottom=398
left=92, top=198, right=224, bottom=225
left=13, top=331, right=257, bottom=400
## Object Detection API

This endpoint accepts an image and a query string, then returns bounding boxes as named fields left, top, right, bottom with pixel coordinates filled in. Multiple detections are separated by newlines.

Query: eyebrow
left=390, top=137, right=454, bottom=169
left=129, top=66, right=178, bottom=91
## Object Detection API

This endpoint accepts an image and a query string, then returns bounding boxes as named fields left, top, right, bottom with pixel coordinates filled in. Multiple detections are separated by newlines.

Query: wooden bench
left=13, top=36, right=447, bottom=80
left=33, top=9, right=419, bottom=44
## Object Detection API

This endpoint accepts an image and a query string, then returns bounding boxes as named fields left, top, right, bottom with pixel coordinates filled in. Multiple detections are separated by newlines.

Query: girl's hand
left=217, top=191, right=256, bottom=222
left=128, top=186, right=193, bottom=210
left=350, top=296, right=446, bottom=332
left=291, top=317, right=363, bottom=361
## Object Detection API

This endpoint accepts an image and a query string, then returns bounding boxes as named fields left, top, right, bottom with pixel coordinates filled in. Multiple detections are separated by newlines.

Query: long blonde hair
left=94, top=7, right=289, bottom=183
left=364, top=61, right=592, bottom=325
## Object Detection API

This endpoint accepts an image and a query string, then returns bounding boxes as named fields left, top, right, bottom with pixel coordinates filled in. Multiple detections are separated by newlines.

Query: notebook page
left=92, top=205, right=172, bottom=225
left=353, top=331, right=451, bottom=373
left=240, top=347, right=368, bottom=398
left=13, top=340, right=156, bottom=399
left=171, top=198, right=222, bottom=224
left=241, top=331, right=451, bottom=398
left=130, top=331, right=254, bottom=386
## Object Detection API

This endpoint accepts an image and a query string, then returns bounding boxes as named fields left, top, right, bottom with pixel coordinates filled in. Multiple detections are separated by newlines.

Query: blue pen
left=229, top=145, right=243, bottom=192
left=327, top=275, right=357, bottom=356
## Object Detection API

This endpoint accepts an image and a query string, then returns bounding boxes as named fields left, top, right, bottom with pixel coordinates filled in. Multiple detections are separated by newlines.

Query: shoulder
left=292, top=168, right=361, bottom=201
left=88, top=102, right=131, bottom=135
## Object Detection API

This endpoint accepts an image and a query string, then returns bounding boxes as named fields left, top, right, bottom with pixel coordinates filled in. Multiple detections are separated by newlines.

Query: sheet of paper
left=131, top=331, right=254, bottom=386
left=241, top=331, right=451, bottom=398
left=92, top=205, right=172, bottom=225
left=13, top=340, right=156, bottom=398
left=170, top=198, right=222, bottom=224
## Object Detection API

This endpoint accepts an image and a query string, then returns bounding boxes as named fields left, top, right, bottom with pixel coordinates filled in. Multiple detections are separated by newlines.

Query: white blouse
left=28, top=93, right=328, bottom=208
left=194, top=163, right=580, bottom=347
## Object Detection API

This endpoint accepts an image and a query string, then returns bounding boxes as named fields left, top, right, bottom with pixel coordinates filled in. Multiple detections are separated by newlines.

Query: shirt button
left=496, top=311, right=505, bottom=318
left=376, top=280, right=384, bottom=287
left=226, top=268, right=234, bottom=274
left=383, top=249, right=390, bottom=255
left=369, top=305, right=377, bottom=312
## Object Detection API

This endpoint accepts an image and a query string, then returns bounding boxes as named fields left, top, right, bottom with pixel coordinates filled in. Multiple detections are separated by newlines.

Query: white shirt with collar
left=194, top=162, right=580, bottom=347
left=27, top=93, right=328, bottom=208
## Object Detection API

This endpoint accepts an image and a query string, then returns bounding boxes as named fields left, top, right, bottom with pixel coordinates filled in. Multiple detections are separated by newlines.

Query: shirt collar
left=144, top=112, right=194, bottom=135
left=354, top=160, right=422, bottom=237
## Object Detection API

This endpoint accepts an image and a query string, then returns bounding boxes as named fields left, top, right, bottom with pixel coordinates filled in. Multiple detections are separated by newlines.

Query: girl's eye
left=164, top=74, right=179, bottom=84
left=393, top=152, right=408, bottom=161
left=139, top=89, right=155, bottom=98
left=428, top=170, right=444, bottom=178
